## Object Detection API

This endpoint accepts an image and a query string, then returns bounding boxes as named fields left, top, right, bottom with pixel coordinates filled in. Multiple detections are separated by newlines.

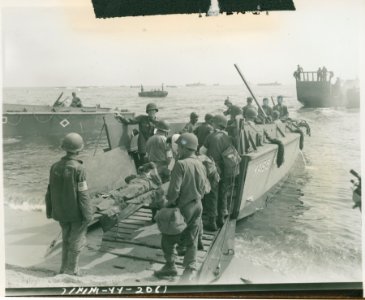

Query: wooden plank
left=103, top=237, right=162, bottom=249
left=128, top=215, right=152, bottom=221
left=110, top=223, right=141, bottom=230
left=120, top=219, right=146, bottom=225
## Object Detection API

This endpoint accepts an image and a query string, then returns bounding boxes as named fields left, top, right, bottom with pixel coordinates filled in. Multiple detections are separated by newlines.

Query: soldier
left=146, top=120, right=172, bottom=183
left=193, top=113, right=214, bottom=150
left=154, top=133, right=207, bottom=282
left=273, top=96, right=289, bottom=120
left=200, top=115, right=234, bottom=230
left=115, top=103, right=159, bottom=167
left=317, top=67, right=322, bottom=81
left=322, top=66, right=328, bottom=81
left=182, top=112, right=199, bottom=133
left=45, top=133, right=93, bottom=276
left=258, top=98, right=273, bottom=123
left=242, top=97, right=257, bottom=119
left=70, top=92, right=83, bottom=108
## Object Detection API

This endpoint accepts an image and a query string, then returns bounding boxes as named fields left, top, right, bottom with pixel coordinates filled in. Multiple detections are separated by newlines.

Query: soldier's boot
left=154, top=262, right=178, bottom=278
left=65, top=251, right=83, bottom=276
left=203, top=217, right=218, bottom=232
left=217, top=210, right=229, bottom=228
left=179, top=268, right=197, bottom=284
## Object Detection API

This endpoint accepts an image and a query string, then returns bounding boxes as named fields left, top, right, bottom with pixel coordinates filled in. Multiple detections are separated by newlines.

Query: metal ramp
left=101, top=206, right=219, bottom=270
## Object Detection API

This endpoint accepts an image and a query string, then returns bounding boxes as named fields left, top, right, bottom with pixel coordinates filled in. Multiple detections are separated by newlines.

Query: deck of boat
left=100, top=205, right=219, bottom=273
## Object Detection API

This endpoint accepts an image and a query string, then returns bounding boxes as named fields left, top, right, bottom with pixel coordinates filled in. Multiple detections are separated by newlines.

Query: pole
left=233, top=64, right=267, bottom=119
left=270, top=96, right=276, bottom=107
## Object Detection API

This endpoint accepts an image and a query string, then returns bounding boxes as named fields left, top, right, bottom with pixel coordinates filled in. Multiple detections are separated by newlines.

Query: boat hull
left=2, top=104, right=134, bottom=138
left=138, top=91, right=168, bottom=98
left=236, top=132, right=300, bottom=220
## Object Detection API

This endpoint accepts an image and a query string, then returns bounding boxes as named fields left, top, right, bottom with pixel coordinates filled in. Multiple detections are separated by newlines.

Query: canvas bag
left=155, top=207, right=187, bottom=235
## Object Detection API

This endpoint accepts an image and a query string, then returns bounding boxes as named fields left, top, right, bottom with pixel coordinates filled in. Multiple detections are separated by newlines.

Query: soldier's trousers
left=161, top=200, right=202, bottom=270
left=204, top=176, right=234, bottom=219
left=59, top=221, right=88, bottom=273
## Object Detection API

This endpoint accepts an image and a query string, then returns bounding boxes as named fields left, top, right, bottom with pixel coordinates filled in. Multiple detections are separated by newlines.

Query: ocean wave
left=3, top=138, right=22, bottom=145
left=5, top=202, right=45, bottom=212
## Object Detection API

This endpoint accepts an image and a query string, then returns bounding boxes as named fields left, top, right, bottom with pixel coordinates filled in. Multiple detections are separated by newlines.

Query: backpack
left=221, top=144, right=241, bottom=177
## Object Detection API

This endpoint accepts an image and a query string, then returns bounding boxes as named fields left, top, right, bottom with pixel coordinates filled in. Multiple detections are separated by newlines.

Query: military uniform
left=146, top=133, right=172, bottom=182
left=182, top=122, right=199, bottom=134
left=70, top=97, right=82, bottom=108
left=118, top=114, right=158, bottom=163
left=163, top=155, right=207, bottom=272
left=242, top=103, right=257, bottom=119
left=203, top=130, right=233, bottom=226
left=45, top=154, right=93, bottom=274
left=193, top=122, right=214, bottom=150
left=273, top=104, right=289, bottom=119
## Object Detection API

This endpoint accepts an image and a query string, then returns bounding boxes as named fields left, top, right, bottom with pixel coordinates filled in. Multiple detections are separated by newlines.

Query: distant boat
left=294, top=70, right=343, bottom=107
left=138, top=84, right=168, bottom=98
left=166, top=85, right=178, bottom=88
left=257, top=81, right=282, bottom=86
left=186, top=82, right=206, bottom=87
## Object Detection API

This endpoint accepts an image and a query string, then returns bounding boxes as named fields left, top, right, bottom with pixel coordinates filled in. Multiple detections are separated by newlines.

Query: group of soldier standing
left=44, top=95, right=289, bottom=283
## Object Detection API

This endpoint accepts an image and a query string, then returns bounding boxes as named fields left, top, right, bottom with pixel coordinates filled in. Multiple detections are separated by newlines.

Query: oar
left=234, top=64, right=267, bottom=119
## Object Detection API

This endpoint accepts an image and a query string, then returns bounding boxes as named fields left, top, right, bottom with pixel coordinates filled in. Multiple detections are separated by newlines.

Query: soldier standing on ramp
left=154, top=133, right=208, bottom=283
left=45, top=133, right=93, bottom=276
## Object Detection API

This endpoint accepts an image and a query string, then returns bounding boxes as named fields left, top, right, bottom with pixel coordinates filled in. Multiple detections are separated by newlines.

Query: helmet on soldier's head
left=213, top=114, right=228, bottom=129
left=175, top=133, right=198, bottom=151
left=247, top=97, right=253, bottom=103
left=190, top=112, right=199, bottom=120
left=272, top=110, right=280, bottom=120
left=245, top=107, right=258, bottom=119
left=156, top=120, right=170, bottom=132
left=205, top=113, right=214, bottom=122
left=146, top=103, right=158, bottom=113
left=230, top=106, right=242, bottom=117
left=61, top=133, right=84, bottom=153
left=224, top=98, right=232, bottom=106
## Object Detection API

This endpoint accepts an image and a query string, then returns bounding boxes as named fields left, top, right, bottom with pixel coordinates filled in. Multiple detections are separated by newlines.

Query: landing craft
left=64, top=65, right=309, bottom=283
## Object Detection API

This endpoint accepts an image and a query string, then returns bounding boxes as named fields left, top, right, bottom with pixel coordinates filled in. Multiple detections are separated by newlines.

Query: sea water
left=2, top=85, right=362, bottom=283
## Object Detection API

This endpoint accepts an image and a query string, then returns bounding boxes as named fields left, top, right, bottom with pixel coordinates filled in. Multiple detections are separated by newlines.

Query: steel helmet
left=175, top=133, right=199, bottom=151
left=204, top=113, right=214, bottom=122
left=212, top=114, right=228, bottom=129
left=146, top=103, right=158, bottom=113
left=245, top=107, right=258, bottom=119
left=155, top=207, right=187, bottom=235
left=156, top=120, right=170, bottom=132
left=61, top=132, right=84, bottom=153
left=230, top=106, right=242, bottom=117
left=224, top=98, right=232, bottom=105
left=190, top=112, right=199, bottom=119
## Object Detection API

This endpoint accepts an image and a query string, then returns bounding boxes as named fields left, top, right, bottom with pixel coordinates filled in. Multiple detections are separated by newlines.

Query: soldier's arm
left=166, top=161, right=183, bottom=207
left=116, top=114, right=141, bottom=125
left=77, top=167, right=94, bottom=223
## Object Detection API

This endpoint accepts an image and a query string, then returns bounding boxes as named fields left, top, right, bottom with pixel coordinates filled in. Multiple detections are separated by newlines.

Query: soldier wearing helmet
left=146, top=120, right=172, bottom=183
left=154, top=133, right=208, bottom=283
left=45, top=133, right=93, bottom=276
left=258, top=98, right=273, bottom=123
left=273, top=96, right=289, bottom=120
left=182, top=112, right=199, bottom=133
left=199, top=115, right=235, bottom=231
left=115, top=102, right=159, bottom=167
left=193, top=113, right=214, bottom=150
left=242, top=97, right=257, bottom=119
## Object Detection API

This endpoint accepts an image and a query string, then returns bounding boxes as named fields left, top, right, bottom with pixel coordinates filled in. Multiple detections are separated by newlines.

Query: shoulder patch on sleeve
left=78, top=181, right=88, bottom=192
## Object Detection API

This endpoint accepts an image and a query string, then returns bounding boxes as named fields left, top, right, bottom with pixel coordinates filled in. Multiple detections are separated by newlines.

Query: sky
left=1, top=0, right=364, bottom=86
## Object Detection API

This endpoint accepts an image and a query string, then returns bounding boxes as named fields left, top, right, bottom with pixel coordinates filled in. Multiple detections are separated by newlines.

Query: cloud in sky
left=2, top=0, right=363, bottom=86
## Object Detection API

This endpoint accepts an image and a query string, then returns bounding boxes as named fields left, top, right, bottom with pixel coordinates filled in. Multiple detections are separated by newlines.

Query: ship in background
left=185, top=82, right=206, bottom=87
left=138, top=84, right=168, bottom=98
left=257, top=81, right=282, bottom=86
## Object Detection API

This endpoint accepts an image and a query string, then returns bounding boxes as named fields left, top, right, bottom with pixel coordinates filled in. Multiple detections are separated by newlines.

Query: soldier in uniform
left=242, top=97, right=257, bottom=119
left=70, top=92, right=83, bottom=108
left=115, top=103, right=159, bottom=167
left=45, top=133, right=93, bottom=276
left=154, top=133, right=207, bottom=282
left=193, top=113, right=214, bottom=150
left=273, top=96, right=289, bottom=120
left=146, top=120, right=173, bottom=183
left=257, top=98, right=273, bottom=123
left=199, top=115, right=234, bottom=230
left=182, top=112, right=199, bottom=133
